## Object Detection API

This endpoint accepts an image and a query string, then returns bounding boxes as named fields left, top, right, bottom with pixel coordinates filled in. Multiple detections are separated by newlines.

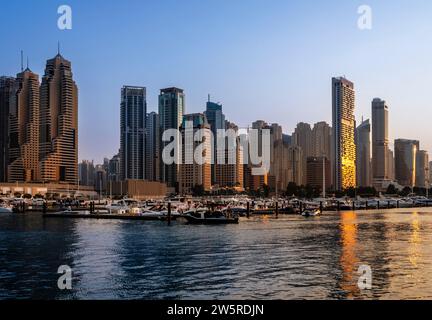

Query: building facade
left=214, top=122, right=244, bottom=190
left=394, top=139, right=419, bottom=187
left=159, top=87, right=185, bottom=189
left=8, top=68, right=40, bottom=182
left=39, top=53, right=78, bottom=184
left=178, top=113, right=212, bottom=195
left=416, top=150, right=429, bottom=188
left=120, top=86, right=146, bottom=181
left=372, top=98, right=390, bottom=185
left=307, top=156, right=331, bottom=193
left=332, top=77, right=356, bottom=190
left=0, top=76, right=15, bottom=182
left=145, top=112, right=160, bottom=181
left=356, top=119, right=371, bottom=187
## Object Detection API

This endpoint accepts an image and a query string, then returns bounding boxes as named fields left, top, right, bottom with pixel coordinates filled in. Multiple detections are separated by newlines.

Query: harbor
left=2, top=207, right=432, bottom=299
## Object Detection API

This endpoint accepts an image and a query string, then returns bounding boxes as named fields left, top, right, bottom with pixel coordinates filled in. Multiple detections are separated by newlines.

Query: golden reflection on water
left=339, top=211, right=359, bottom=297
left=409, top=212, right=421, bottom=268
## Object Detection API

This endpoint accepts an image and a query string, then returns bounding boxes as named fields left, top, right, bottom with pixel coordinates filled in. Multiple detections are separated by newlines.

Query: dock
left=43, top=212, right=176, bottom=221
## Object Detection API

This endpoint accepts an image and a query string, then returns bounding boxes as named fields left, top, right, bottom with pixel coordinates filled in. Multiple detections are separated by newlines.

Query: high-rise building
left=387, top=149, right=395, bottom=181
left=416, top=150, right=429, bottom=188
left=159, top=87, right=185, bottom=189
left=120, top=86, right=146, bottom=181
left=108, top=152, right=121, bottom=182
left=372, top=98, right=389, bottom=185
left=288, top=145, right=303, bottom=186
left=332, top=77, right=356, bottom=190
left=292, top=122, right=313, bottom=185
left=39, top=53, right=78, bottom=184
left=178, top=113, right=211, bottom=195
left=214, top=122, right=244, bottom=190
left=8, top=68, right=40, bottom=182
left=307, top=156, right=331, bottom=192
left=0, top=76, right=15, bottom=182
left=145, top=112, right=160, bottom=181
left=78, top=160, right=95, bottom=186
left=272, top=139, right=291, bottom=192
left=204, top=98, right=225, bottom=184
left=394, top=139, right=419, bottom=187
left=356, top=119, right=371, bottom=187
left=312, top=121, right=332, bottom=160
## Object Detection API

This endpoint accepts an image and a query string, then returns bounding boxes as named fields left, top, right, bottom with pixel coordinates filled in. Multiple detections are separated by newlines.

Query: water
left=1, top=209, right=432, bottom=300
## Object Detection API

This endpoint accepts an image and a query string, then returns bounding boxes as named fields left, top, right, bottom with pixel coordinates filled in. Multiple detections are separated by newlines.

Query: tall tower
left=178, top=113, right=212, bottom=195
left=8, top=68, right=40, bottom=182
left=158, top=87, right=185, bottom=189
left=394, top=139, right=419, bottom=188
left=145, top=111, right=160, bottom=181
left=372, top=98, right=389, bottom=184
left=332, top=77, right=356, bottom=190
left=356, top=119, right=371, bottom=187
left=120, top=86, right=146, bottom=181
left=0, top=76, right=15, bottom=182
left=204, top=98, right=225, bottom=184
left=39, top=53, right=78, bottom=184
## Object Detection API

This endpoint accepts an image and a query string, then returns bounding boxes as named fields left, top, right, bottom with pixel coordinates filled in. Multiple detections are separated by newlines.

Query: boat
left=301, top=209, right=321, bottom=217
left=0, top=205, right=13, bottom=213
left=182, top=209, right=239, bottom=225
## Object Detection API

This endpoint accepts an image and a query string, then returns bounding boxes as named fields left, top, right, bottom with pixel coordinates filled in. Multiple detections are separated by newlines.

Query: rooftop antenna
left=208, top=94, right=211, bottom=102
left=26, top=56, right=29, bottom=70
left=20, top=50, right=24, bottom=72
left=58, top=41, right=61, bottom=55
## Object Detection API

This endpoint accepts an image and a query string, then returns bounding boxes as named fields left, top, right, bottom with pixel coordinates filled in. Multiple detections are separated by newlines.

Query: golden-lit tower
left=332, top=77, right=356, bottom=190
left=8, top=67, right=40, bottom=182
left=39, top=53, right=78, bottom=184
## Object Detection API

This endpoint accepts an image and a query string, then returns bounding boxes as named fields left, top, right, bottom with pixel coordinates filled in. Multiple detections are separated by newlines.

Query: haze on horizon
left=1, top=0, right=431, bottom=163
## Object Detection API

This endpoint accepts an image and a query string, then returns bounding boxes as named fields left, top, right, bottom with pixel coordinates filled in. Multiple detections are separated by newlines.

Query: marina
left=2, top=207, right=432, bottom=299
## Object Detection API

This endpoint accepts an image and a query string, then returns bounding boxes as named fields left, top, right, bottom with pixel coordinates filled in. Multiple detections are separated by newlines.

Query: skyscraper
left=159, top=87, right=185, bottom=189
left=292, top=122, right=313, bottom=185
left=178, top=113, right=212, bottom=195
left=312, top=121, right=332, bottom=160
left=307, top=156, right=331, bottom=192
left=394, top=139, right=419, bottom=187
left=119, top=86, right=146, bottom=181
left=372, top=98, right=389, bottom=185
left=0, top=76, right=15, bottom=182
left=356, top=119, right=371, bottom=187
left=215, top=122, right=244, bottom=190
left=145, top=112, right=160, bottom=181
left=416, top=150, right=429, bottom=188
left=332, top=77, right=356, bottom=190
left=287, top=145, right=303, bottom=186
left=204, top=98, right=225, bottom=184
left=8, top=68, right=40, bottom=182
left=39, top=53, right=78, bottom=184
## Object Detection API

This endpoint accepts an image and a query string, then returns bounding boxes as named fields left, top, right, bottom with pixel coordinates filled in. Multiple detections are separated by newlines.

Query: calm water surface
left=1, top=209, right=432, bottom=300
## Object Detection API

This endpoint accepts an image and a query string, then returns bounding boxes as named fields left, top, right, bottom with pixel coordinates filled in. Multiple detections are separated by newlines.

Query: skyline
left=2, top=1, right=432, bottom=163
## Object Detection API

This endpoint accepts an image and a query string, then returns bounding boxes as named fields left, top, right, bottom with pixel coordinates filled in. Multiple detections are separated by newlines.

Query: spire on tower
left=20, top=50, right=23, bottom=72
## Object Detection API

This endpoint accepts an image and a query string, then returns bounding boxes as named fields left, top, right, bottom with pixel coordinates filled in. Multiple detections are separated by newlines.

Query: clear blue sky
left=1, top=0, right=432, bottom=163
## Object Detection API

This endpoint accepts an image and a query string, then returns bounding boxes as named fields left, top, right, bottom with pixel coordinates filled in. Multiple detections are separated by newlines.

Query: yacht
left=301, top=209, right=321, bottom=217
left=182, top=209, right=239, bottom=224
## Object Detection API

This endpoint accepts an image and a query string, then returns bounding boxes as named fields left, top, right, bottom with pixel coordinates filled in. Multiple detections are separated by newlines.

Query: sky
left=1, top=0, right=432, bottom=163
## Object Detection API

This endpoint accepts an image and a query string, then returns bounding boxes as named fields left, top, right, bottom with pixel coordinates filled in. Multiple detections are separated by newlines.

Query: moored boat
left=182, top=209, right=239, bottom=224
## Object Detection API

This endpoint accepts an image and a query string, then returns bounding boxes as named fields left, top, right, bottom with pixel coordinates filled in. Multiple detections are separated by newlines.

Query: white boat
left=0, top=205, right=13, bottom=213
left=106, top=200, right=130, bottom=214
left=301, top=209, right=321, bottom=217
